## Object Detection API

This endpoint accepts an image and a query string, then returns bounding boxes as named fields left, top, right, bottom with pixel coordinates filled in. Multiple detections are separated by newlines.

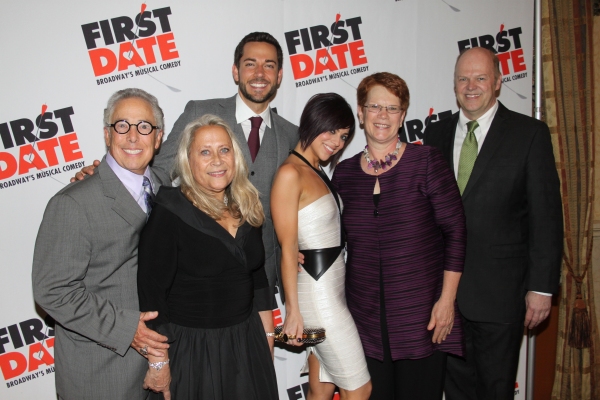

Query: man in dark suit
left=33, top=89, right=170, bottom=400
left=424, top=47, right=562, bottom=399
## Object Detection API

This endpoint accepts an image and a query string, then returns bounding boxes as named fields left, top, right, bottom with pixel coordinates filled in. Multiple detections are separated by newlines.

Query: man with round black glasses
left=33, top=88, right=171, bottom=400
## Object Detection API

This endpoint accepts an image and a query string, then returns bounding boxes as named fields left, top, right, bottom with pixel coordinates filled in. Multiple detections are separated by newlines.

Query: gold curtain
left=541, top=0, right=598, bottom=398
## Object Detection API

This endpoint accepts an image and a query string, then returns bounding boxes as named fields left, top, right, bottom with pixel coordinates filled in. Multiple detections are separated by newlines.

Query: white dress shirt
left=235, top=94, right=272, bottom=144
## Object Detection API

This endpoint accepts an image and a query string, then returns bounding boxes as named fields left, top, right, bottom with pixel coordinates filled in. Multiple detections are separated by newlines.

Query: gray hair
left=103, top=88, right=164, bottom=129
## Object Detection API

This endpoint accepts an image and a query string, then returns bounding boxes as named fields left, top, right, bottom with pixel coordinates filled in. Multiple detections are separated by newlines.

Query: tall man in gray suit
left=424, top=47, right=562, bottom=399
left=76, top=32, right=299, bottom=304
left=153, top=32, right=298, bottom=305
left=33, top=88, right=171, bottom=400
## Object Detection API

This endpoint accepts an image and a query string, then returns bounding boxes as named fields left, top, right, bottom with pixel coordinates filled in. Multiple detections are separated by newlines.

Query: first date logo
left=458, top=25, right=528, bottom=85
left=81, top=4, right=180, bottom=83
left=284, top=15, right=369, bottom=85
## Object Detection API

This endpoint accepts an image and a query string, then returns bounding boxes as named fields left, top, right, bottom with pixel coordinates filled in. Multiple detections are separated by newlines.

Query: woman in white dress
left=271, top=93, right=371, bottom=399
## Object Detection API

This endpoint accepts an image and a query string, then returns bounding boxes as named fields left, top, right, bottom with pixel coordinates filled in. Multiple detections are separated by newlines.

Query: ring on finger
left=287, top=334, right=296, bottom=340
left=140, top=345, right=148, bottom=356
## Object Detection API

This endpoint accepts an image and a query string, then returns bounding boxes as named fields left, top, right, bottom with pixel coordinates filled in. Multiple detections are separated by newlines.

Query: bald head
left=453, top=47, right=502, bottom=121
left=455, top=47, right=501, bottom=82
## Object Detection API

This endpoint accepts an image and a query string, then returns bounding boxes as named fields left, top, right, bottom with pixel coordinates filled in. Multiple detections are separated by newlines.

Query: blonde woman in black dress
left=138, top=114, right=277, bottom=400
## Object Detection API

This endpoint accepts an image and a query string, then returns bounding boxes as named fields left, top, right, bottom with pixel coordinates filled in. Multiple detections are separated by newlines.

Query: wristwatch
left=148, top=360, right=169, bottom=371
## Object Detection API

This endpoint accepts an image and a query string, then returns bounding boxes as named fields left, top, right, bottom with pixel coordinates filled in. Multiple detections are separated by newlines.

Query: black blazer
left=424, top=102, right=563, bottom=323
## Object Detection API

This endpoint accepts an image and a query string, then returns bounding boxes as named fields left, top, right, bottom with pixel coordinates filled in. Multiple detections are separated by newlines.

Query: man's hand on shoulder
left=70, top=159, right=101, bottom=182
left=524, top=291, right=552, bottom=329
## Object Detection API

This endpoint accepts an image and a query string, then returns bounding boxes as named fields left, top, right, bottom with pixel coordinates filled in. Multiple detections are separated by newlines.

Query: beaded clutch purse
left=273, top=326, right=326, bottom=345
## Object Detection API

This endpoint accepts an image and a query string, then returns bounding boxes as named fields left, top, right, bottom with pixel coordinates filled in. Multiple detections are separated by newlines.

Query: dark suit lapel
left=98, top=160, right=146, bottom=230
left=462, top=102, right=509, bottom=199
left=443, top=113, right=460, bottom=174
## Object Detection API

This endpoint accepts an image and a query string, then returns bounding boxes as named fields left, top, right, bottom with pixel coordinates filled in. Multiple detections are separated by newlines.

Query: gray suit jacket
left=152, top=95, right=299, bottom=304
left=32, top=159, right=168, bottom=400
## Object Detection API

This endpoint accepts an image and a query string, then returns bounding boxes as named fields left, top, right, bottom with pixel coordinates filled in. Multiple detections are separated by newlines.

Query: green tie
left=457, top=120, right=479, bottom=195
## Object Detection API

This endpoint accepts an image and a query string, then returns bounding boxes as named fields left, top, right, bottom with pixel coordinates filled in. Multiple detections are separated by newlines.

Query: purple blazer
left=332, top=144, right=466, bottom=361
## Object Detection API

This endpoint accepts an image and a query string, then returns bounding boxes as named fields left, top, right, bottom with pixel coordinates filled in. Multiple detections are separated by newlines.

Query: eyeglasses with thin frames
left=363, top=104, right=403, bottom=114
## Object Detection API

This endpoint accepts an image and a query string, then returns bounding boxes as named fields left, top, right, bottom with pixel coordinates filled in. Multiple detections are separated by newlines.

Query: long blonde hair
left=173, top=114, right=264, bottom=227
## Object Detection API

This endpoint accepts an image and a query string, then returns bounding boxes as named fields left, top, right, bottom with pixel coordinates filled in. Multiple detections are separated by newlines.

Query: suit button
left=251, top=171, right=255, bottom=176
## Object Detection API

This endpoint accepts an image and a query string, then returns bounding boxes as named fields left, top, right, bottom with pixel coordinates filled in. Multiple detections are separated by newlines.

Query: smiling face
left=454, top=48, right=502, bottom=121
left=188, top=125, right=235, bottom=200
left=308, top=128, right=350, bottom=162
left=104, top=97, right=162, bottom=175
left=232, top=41, right=282, bottom=112
left=357, top=85, right=406, bottom=147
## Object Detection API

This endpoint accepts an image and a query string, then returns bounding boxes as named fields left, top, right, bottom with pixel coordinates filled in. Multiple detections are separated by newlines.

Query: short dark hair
left=299, top=93, right=355, bottom=166
left=234, top=32, right=283, bottom=69
left=356, top=72, right=410, bottom=112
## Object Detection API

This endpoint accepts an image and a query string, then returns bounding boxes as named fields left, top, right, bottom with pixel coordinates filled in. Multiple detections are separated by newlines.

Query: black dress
left=138, top=187, right=277, bottom=400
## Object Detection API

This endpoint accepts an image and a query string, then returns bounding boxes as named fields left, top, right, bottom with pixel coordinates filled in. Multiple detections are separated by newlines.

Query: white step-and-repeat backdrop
left=0, top=1, right=533, bottom=398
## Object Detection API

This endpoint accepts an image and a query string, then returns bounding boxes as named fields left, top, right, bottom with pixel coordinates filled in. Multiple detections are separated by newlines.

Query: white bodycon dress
left=297, top=193, right=370, bottom=390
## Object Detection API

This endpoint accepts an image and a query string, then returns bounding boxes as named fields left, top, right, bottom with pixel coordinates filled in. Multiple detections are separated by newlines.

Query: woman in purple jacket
left=331, top=72, right=466, bottom=399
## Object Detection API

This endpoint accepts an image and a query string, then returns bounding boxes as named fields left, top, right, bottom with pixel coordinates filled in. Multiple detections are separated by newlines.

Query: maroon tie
left=248, top=116, right=262, bottom=162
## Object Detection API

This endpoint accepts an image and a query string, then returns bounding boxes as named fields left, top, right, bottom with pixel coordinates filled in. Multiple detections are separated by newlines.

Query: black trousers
left=366, top=351, right=447, bottom=400
left=367, top=279, right=447, bottom=400
left=444, top=318, right=524, bottom=400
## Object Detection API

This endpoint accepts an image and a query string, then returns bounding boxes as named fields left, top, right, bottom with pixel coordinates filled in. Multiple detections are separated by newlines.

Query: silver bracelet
left=266, top=332, right=275, bottom=337
left=148, top=360, right=169, bottom=371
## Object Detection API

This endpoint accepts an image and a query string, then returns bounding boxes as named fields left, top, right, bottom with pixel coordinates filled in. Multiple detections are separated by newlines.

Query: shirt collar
left=235, top=93, right=272, bottom=127
left=105, top=151, right=152, bottom=193
left=459, top=100, right=499, bottom=134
